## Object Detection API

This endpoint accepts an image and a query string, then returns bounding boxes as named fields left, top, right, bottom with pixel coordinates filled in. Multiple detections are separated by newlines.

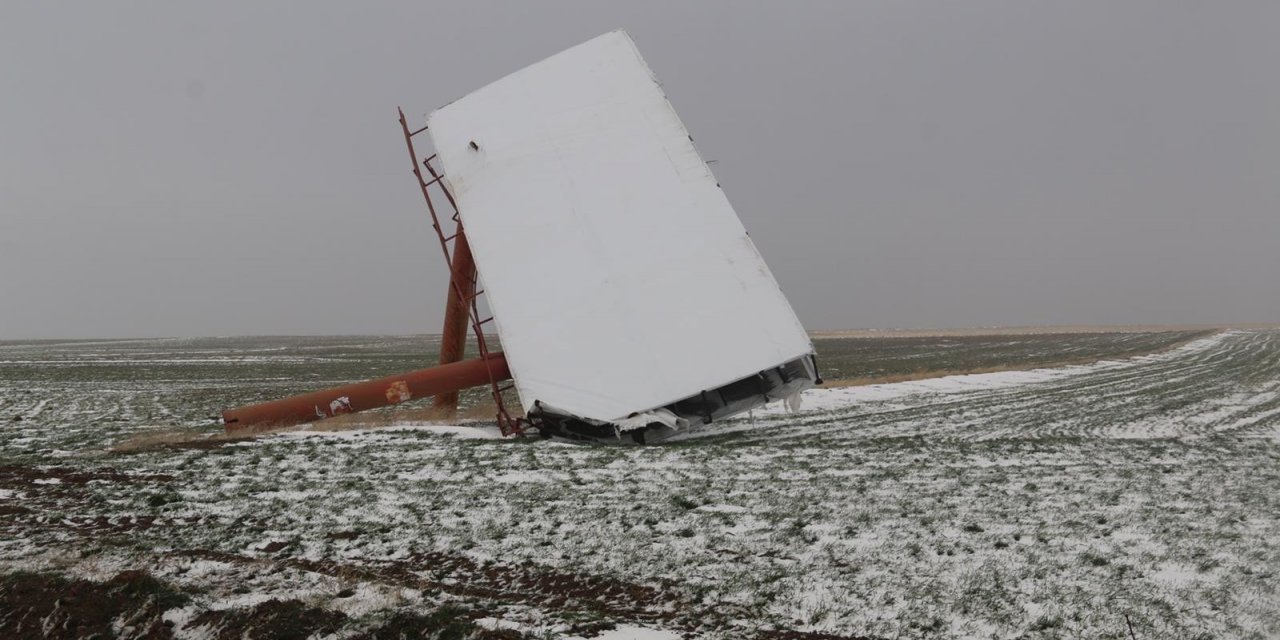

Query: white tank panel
left=427, top=30, right=812, bottom=423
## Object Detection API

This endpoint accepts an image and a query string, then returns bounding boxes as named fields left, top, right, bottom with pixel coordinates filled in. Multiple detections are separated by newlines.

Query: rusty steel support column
left=432, top=230, right=477, bottom=414
left=222, top=353, right=510, bottom=434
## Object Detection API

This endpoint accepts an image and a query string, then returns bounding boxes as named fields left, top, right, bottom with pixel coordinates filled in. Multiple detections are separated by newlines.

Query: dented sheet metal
left=426, top=30, right=814, bottom=425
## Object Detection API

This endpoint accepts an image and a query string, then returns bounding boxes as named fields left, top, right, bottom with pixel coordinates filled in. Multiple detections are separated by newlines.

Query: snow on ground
left=725, top=330, right=1230, bottom=425
left=583, top=625, right=683, bottom=640
left=1, top=330, right=1278, bottom=638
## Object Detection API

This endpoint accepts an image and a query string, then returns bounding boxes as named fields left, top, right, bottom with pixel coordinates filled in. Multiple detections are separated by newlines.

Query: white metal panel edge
left=427, top=30, right=812, bottom=422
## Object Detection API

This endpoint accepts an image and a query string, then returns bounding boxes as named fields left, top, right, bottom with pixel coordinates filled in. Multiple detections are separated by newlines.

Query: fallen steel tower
left=222, top=30, right=819, bottom=441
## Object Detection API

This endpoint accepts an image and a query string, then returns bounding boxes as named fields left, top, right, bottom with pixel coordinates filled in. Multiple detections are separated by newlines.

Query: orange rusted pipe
left=222, top=353, right=510, bottom=433
left=433, top=230, right=477, bottom=414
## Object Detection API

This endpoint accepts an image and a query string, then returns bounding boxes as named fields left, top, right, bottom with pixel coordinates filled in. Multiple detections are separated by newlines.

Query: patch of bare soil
left=0, top=569, right=535, bottom=640
left=760, top=632, right=876, bottom=640
left=170, top=549, right=882, bottom=639
left=175, top=548, right=679, bottom=627
left=0, top=551, right=879, bottom=638
left=347, top=607, right=527, bottom=640
left=189, top=599, right=347, bottom=640
left=0, top=570, right=186, bottom=640
left=0, top=465, right=172, bottom=486
left=109, top=408, right=496, bottom=453
left=108, top=430, right=254, bottom=454
left=187, top=598, right=532, bottom=640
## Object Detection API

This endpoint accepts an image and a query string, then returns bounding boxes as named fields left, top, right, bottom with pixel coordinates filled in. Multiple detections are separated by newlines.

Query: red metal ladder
left=397, top=109, right=524, bottom=436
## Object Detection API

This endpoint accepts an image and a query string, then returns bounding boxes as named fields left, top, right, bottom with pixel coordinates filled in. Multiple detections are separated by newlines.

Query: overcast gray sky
left=2, top=2, right=1276, bottom=339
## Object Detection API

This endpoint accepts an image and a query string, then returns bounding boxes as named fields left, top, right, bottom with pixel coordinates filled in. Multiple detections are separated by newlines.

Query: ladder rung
left=477, top=317, right=495, bottom=326
left=408, top=124, right=429, bottom=137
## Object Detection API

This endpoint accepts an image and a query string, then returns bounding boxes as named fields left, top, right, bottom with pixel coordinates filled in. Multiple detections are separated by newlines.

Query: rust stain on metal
left=385, top=380, right=412, bottom=404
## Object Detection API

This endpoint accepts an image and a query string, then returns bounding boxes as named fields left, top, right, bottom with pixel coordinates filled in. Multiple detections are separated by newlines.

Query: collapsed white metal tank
left=426, top=30, right=818, bottom=442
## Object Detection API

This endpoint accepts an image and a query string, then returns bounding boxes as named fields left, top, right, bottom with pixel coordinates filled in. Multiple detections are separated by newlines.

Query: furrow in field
left=908, top=331, right=1264, bottom=441
left=702, top=331, right=1272, bottom=445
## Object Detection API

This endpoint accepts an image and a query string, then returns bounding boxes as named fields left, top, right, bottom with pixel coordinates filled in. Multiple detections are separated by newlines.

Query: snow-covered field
left=1, top=330, right=1278, bottom=638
